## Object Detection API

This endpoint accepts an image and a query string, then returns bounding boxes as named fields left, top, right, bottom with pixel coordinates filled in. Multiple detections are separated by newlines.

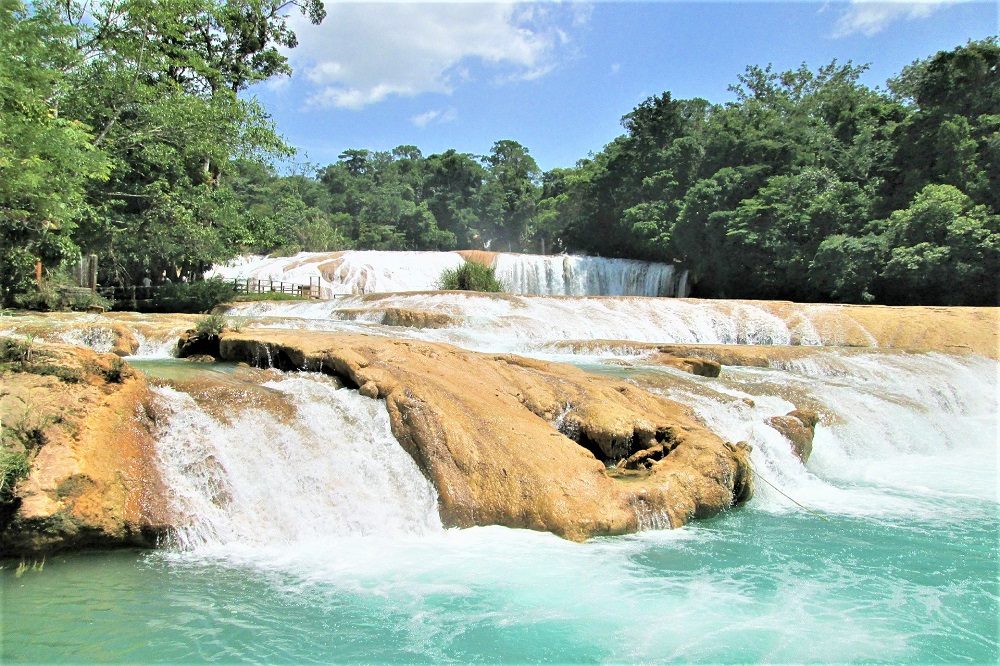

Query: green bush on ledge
left=437, top=262, right=504, bottom=293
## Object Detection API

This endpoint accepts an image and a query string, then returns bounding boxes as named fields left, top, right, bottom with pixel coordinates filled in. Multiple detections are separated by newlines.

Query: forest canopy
left=1, top=0, right=995, bottom=307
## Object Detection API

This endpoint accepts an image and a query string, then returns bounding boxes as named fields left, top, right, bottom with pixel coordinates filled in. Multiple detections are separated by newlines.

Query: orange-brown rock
left=768, top=409, right=819, bottom=462
left=0, top=311, right=198, bottom=356
left=701, top=300, right=998, bottom=358
left=647, top=354, right=722, bottom=377
left=456, top=250, right=498, bottom=267
left=218, top=329, right=754, bottom=540
left=334, top=307, right=457, bottom=329
left=0, top=340, right=170, bottom=555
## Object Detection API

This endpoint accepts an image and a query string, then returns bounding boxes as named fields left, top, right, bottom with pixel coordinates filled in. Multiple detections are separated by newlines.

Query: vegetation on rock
left=437, top=262, right=505, bottom=292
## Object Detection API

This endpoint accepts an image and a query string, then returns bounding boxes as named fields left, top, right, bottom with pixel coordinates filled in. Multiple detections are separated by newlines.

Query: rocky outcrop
left=648, top=354, right=722, bottom=377
left=334, top=307, right=457, bottom=329
left=768, top=409, right=819, bottom=462
left=456, top=250, right=498, bottom=268
left=0, top=339, right=170, bottom=555
left=217, top=330, right=754, bottom=540
left=176, top=329, right=220, bottom=358
left=0, top=311, right=199, bottom=356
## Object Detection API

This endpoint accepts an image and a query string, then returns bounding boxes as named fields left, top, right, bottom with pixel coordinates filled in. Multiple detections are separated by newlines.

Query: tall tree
left=481, top=140, right=541, bottom=251
left=0, top=0, right=108, bottom=305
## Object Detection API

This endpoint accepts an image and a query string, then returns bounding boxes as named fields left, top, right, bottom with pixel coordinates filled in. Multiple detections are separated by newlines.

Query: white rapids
left=207, top=250, right=687, bottom=297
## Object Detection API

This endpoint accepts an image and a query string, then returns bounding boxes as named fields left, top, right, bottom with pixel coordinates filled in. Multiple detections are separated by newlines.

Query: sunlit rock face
left=0, top=341, right=170, bottom=555
left=216, top=329, right=754, bottom=540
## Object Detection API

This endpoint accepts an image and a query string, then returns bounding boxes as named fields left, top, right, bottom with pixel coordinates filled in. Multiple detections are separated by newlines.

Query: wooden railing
left=231, top=277, right=321, bottom=299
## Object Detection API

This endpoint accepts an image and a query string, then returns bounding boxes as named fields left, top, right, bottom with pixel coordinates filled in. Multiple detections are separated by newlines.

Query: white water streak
left=493, top=254, right=687, bottom=297
left=656, top=352, right=999, bottom=520
left=152, top=377, right=441, bottom=551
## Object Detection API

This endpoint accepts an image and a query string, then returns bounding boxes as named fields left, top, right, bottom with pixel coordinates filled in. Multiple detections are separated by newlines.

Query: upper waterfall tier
left=491, top=253, right=688, bottom=297
left=207, top=251, right=688, bottom=298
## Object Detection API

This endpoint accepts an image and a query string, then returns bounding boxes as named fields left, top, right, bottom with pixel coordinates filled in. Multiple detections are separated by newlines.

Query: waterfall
left=208, top=251, right=687, bottom=297
left=207, top=251, right=466, bottom=297
left=152, top=375, right=442, bottom=551
left=228, top=293, right=821, bottom=353
left=493, top=254, right=686, bottom=297
left=651, top=351, right=998, bottom=520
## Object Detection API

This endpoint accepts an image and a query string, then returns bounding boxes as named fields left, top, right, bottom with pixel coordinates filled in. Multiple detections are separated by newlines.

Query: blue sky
left=254, top=1, right=998, bottom=172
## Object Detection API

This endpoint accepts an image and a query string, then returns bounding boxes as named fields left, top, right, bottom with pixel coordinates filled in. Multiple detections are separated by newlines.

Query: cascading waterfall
left=5, top=307, right=997, bottom=662
left=493, top=253, right=688, bottom=297
left=208, top=250, right=687, bottom=297
left=228, top=292, right=823, bottom=353
left=152, top=375, right=442, bottom=552
left=646, top=351, right=998, bottom=519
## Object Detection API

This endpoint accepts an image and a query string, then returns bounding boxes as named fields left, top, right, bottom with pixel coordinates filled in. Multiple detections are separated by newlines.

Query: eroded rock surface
left=218, top=330, right=754, bottom=540
left=768, top=409, right=819, bottom=462
left=0, top=340, right=170, bottom=555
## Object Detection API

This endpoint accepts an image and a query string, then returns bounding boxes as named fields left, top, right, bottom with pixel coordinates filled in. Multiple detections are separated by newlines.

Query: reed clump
left=437, top=262, right=504, bottom=292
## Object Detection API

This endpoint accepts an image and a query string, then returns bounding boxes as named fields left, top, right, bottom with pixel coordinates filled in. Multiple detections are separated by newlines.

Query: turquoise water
left=3, top=351, right=997, bottom=663
left=3, top=506, right=997, bottom=663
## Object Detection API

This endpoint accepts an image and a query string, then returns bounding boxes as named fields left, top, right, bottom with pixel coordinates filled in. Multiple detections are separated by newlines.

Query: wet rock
left=184, top=354, right=216, bottom=363
left=650, top=354, right=722, bottom=377
left=176, top=330, right=220, bottom=359
left=0, top=340, right=170, bottom=555
left=219, top=330, right=755, bottom=540
left=768, top=409, right=819, bottom=462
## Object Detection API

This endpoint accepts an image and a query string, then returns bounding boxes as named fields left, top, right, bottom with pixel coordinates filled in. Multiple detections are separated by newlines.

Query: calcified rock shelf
left=215, top=330, right=754, bottom=540
left=0, top=296, right=996, bottom=554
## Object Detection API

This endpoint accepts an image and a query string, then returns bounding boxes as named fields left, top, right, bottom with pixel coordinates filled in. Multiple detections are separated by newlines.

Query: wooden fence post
left=88, top=254, right=98, bottom=291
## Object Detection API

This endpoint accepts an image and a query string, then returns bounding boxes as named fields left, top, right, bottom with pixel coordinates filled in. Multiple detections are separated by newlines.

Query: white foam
left=152, top=376, right=442, bottom=552
left=654, top=352, right=999, bottom=520
left=209, top=251, right=687, bottom=297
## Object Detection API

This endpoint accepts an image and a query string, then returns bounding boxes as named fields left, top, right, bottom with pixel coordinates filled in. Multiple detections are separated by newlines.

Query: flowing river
left=2, top=273, right=997, bottom=662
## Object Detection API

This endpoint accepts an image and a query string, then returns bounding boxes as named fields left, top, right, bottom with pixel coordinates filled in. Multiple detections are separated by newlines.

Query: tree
left=424, top=149, right=488, bottom=248
left=879, top=184, right=998, bottom=304
left=57, top=0, right=325, bottom=284
left=0, top=0, right=109, bottom=305
left=481, top=140, right=541, bottom=250
left=883, top=38, right=999, bottom=213
left=726, top=169, right=872, bottom=300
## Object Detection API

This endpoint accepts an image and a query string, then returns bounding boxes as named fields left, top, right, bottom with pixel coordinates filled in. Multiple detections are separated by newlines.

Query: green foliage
left=437, top=262, right=505, bottom=292
left=0, top=0, right=110, bottom=306
left=809, top=234, right=887, bottom=303
left=1, top=0, right=993, bottom=310
left=97, top=357, right=127, bottom=384
left=1, top=336, right=35, bottom=364
left=0, top=447, right=30, bottom=501
left=878, top=184, right=998, bottom=304
left=1, top=0, right=325, bottom=302
left=154, top=279, right=237, bottom=313
left=883, top=38, right=999, bottom=214
left=194, top=313, right=228, bottom=337
left=12, top=270, right=110, bottom=312
left=530, top=39, right=997, bottom=305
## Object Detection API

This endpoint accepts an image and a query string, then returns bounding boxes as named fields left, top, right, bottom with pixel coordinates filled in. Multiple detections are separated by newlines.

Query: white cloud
left=832, top=0, right=963, bottom=37
left=411, top=107, right=458, bottom=127
left=289, top=2, right=587, bottom=110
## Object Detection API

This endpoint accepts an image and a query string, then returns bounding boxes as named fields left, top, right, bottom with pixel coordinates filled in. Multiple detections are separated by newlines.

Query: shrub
left=437, top=262, right=504, bottom=292
left=1, top=336, right=34, bottom=364
left=12, top=271, right=110, bottom=312
left=194, top=313, right=228, bottom=337
left=0, top=448, right=30, bottom=502
left=151, top=278, right=237, bottom=313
